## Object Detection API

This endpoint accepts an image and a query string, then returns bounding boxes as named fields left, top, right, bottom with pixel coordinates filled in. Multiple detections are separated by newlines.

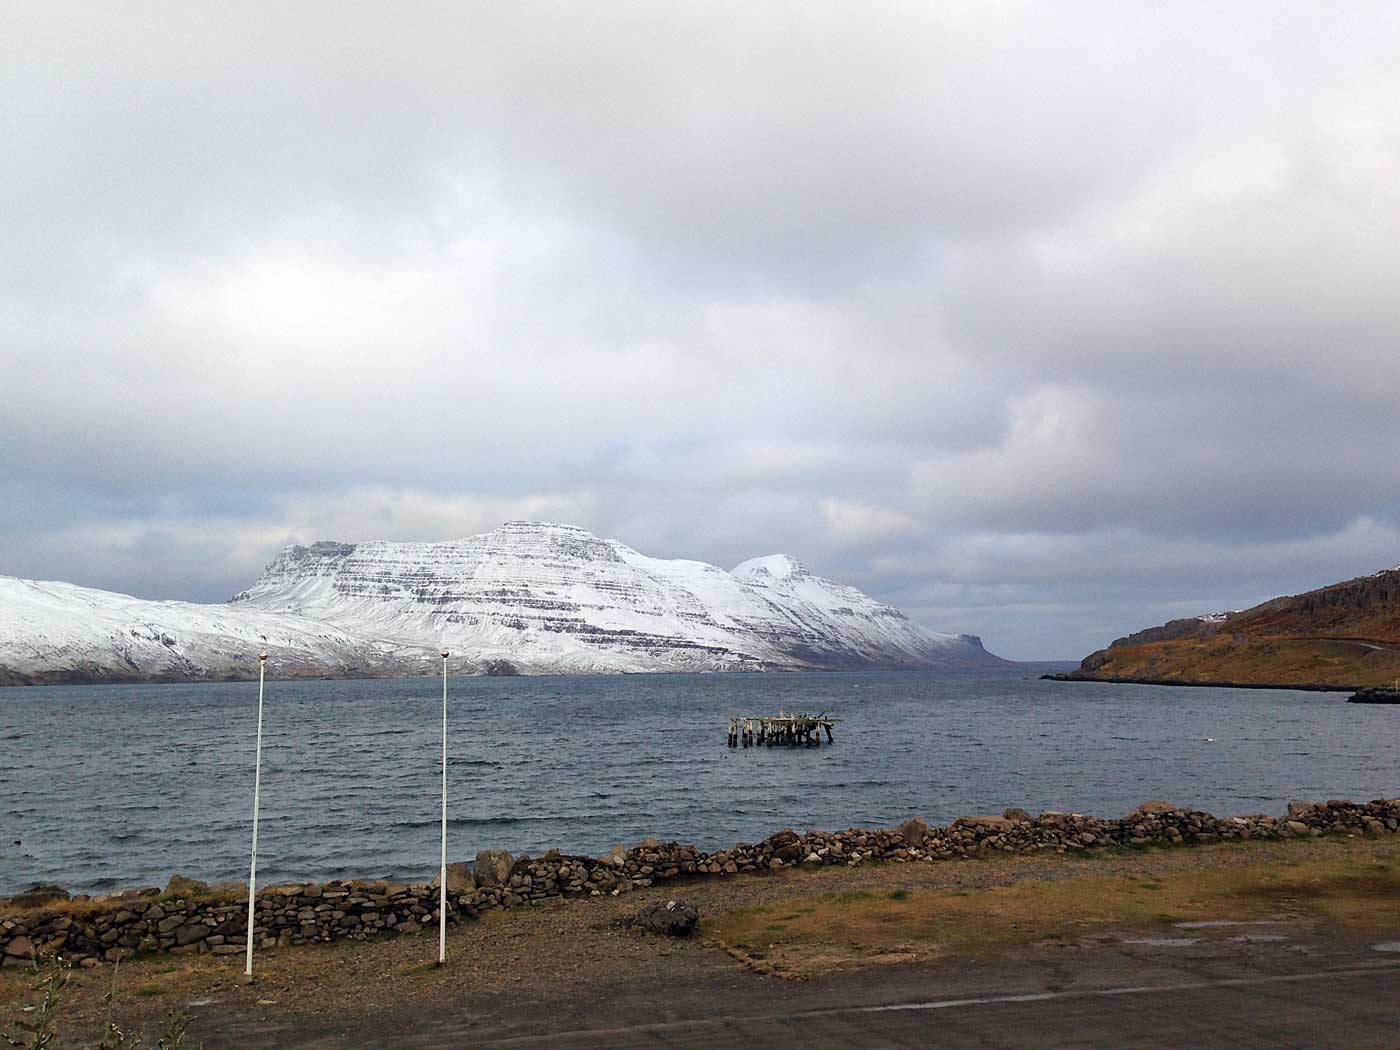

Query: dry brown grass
left=1086, top=635, right=1400, bottom=687
left=0, top=887, right=243, bottom=923
left=708, top=852, right=1400, bottom=977
left=5, top=836, right=1400, bottom=1038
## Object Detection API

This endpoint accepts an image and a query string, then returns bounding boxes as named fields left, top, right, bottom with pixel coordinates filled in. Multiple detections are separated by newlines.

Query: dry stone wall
left=4, top=797, right=1398, bottom=968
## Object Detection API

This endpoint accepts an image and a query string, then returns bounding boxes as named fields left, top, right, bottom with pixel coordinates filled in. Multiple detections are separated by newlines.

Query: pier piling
left=725, top=712, right=838, bottom=748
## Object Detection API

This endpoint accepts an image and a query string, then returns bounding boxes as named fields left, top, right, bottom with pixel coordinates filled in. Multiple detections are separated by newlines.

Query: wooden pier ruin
left=727, top=712, right=837, bottom=748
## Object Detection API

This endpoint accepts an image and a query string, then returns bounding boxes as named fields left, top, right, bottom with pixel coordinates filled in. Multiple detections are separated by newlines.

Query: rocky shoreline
left=4, top=797, right=1398, bottom=970
left=1041, top=672, right=1357, bottom=692
left=1347, top=686, right=1400, bottom=704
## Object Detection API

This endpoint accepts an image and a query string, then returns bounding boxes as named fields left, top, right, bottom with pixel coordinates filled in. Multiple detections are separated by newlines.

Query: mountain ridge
left=0, top=521, right=1007, bottom=685
left=1052, top=565, right=1400, bottom=689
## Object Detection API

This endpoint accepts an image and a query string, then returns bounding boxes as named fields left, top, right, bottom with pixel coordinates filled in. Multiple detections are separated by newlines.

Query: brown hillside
left=1065, top=567, right=1400, bottom=689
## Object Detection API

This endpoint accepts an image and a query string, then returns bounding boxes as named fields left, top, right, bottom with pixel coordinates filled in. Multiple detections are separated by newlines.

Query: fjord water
left=3, top=668, right=1397, bottom=895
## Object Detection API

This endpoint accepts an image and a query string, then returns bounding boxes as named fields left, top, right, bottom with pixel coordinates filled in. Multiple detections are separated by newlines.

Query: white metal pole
left=439, top=648, right=449, bottom=965
left=245, top=651, right=268, bottom=979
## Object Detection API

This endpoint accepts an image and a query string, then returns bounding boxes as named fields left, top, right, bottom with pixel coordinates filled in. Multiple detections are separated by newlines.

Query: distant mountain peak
left=0, top=522, right=1009, bottom=685
left=733, top=554, right=805, bottom=580
left=497, top=519, right=592, bottom=533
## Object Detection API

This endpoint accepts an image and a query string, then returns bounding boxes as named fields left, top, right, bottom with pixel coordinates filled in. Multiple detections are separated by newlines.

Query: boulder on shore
left=474, top=849, right=513, bottom=888
left=764, top=828, right=803, bottom=864
left=163, top=874, right=209, bottom=899
left=632, top=900, right=699, bottom=937
left=897, top=817, right=930, bottom=847
left=4, top=935, right=35, bottom=959
left=432, top=862, right=475, bottom=893
left=598, top=845, right=628, bottom=867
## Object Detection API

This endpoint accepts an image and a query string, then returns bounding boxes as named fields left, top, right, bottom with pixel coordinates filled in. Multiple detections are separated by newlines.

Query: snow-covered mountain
left=0, top=576, right=427, bottom=686
left=0, top=522, right=1006, bottom=684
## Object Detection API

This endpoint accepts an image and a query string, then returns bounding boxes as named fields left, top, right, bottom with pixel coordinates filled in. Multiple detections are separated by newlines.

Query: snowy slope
left=0, top=522, right=1006, bottom=684
left=232, top=521, right=1005, bottom=673
left=0, top=577, right=420, bottom=685
left=730, top=554, right=991, bottom=668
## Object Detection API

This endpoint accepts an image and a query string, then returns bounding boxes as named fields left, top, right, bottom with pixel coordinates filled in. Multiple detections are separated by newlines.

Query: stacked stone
left=4, top=798, right=1398, bottom=967
left=0, top=879, right=477, bottom=969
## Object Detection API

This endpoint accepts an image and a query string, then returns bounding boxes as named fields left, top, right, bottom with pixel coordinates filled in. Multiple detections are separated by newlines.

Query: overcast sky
left=4, top=4, right=1400, bottom=660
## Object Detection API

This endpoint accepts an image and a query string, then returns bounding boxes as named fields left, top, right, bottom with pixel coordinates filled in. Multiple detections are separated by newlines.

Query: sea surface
left=3, top=667, right=1397, bottom=896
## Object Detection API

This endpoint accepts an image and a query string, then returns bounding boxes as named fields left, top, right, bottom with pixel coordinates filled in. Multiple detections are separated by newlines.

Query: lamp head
left=259, top=650, right=268, bottom=662
left=440, top=649, right=450, bottom=659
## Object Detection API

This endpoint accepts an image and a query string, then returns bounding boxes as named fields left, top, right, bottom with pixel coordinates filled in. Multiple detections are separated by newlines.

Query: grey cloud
left=4, top=3, right=1400, bottom=658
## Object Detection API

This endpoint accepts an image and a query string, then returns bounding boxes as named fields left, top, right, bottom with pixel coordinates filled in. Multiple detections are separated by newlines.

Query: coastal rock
left=163, top=874, right=209, bottom=898
left=474, top=850, right=514, bottom=888
left=764, top=828, right=804, bottom=864
left=174, top=923, right=210, bottom=946
left=432, top=862, right=475, bottom=893
left=598, top=845, right=627, bottom=868
left=897, top=817, right=930, bottom=847
left=1136, top=801, right=1177, bottom=815
left=632, top=900, right=699, bottom=937
left=1002, top=808, right=1032, bottom=823
left=954, top=816, right=1013, bottom=830
left=1348, top=687, right=1400, bottom=704
left=5, top=797, right=1399, bottom=968
left=3, top=935, right=34, bottom=959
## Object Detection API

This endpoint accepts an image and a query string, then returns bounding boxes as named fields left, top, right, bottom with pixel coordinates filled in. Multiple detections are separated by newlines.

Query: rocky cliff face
left=0, top=522, right=1006, bottom=684
left=230, top=521, right=1005, bottom=675
left=1060, top=566, right=1400, bottom=688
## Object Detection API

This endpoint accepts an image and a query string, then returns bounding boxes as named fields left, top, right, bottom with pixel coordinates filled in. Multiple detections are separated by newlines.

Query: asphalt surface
left=463, top=966, right=1400, bottom=1049
left=201, top=935, right=1400, bottom=1048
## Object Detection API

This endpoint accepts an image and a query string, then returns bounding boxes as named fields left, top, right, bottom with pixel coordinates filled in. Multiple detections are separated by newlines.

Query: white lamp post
left=244, top=650, right=268, bottom=979
left=438, top=648, right=449, bottom=965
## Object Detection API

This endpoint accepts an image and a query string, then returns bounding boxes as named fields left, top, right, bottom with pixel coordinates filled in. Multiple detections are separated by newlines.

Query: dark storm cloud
left=3, top=3, right=1400, bottom=657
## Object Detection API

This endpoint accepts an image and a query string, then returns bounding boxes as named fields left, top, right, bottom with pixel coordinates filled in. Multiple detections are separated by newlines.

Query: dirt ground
left=5, top=836, right=1400, bottom=1048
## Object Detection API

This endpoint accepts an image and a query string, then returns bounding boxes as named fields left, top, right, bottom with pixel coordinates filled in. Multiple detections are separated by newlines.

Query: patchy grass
left=710, top=852, right=1400, bottom=978
left=1078, top=634, right=1400, bottom=689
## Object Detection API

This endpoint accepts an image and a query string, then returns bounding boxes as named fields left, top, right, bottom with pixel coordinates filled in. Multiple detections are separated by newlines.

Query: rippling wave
left=2, top=667, right=1397, bottom=894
